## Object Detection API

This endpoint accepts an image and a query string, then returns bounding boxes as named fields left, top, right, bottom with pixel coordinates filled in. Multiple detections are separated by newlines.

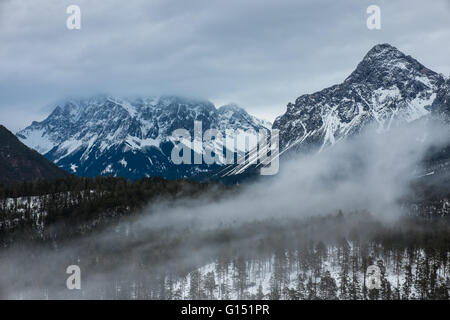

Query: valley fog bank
left=137, top=119, right=450, bottom=229
left=0, top=120, right=449, bottom=299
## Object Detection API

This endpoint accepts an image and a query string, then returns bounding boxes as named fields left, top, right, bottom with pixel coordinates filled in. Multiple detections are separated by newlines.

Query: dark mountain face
left=216, top=44, right=450, bottom=181
left=431, top=78, right=450, bottom=123
left=16, top=96, right=271, bottom=180
left=273, top=44, right=449, bottom=153
left=0, top=125, right=70, bottom=185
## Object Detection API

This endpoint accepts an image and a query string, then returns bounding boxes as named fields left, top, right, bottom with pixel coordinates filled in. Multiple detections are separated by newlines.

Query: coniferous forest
left=0, top=177, right=449, bottom=300
left=0, top=177, right=230, bottom=242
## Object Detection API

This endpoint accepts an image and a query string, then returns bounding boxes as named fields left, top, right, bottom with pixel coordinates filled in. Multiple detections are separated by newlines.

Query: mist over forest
left=1, top=0, right=450, bottom=304
left=1, top=120, right=449, bottom=299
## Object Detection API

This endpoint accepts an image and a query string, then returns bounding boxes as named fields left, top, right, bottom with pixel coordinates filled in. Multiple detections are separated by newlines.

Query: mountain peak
left=218, top=103, right=247, bottom=114
left=273, top=44, right=447, bottom=152
left=17, top=96, right=270, bottom=180
left=344, top=43, right=439, bottom=85
left=363, top=43, right=403, bottom=60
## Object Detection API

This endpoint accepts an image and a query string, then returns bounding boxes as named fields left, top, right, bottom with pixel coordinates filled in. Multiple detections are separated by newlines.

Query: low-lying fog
left=0, top=120, right=449, bottom=299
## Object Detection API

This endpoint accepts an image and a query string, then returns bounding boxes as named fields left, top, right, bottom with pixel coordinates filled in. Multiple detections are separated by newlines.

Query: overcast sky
left=0, top=0, right=449, bottom=132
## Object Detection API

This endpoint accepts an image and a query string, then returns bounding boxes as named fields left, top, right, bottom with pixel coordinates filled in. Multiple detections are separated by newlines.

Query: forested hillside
left=0, top=125, right=69, bottom=185
left=0, top=176, right=230, bottom=243
left=1, top=211, right=448, bottom=300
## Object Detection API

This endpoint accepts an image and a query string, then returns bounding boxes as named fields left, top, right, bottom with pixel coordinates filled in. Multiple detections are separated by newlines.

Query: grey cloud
left=0, top=0, right=449, bottom=132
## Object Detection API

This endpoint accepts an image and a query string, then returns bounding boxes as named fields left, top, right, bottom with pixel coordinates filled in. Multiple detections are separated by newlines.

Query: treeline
left=166, top=214, right=450, bottom=300
left=0, top=176, right=231, bottom=243
left=0, top=175, right=224, bottom=199
left=169, top=239, right=449, bottom=300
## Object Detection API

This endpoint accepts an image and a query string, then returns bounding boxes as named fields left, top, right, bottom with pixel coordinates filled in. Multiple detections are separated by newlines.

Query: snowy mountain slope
left=431, top=78, right=450, bottom=123
left=273, top=44, right=449, bottom=154
left=169, top=247, right=444, bottom=300
left=16, top=96, right=271, bottom=180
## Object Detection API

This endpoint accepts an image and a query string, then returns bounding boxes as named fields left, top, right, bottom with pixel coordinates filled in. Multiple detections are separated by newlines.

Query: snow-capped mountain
left=16, top=96, right=271, bottom=180
left=273, top=44, right=449, bottom=153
